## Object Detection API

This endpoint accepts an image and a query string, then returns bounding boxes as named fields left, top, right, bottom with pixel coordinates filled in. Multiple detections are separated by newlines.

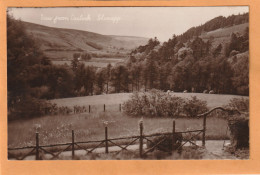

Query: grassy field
left=9, top=92, right=248, bottom=148
left=203, top=23, right=248, bottom=39
left=50, top=92, right=248, bottom=108
left=200, top=23, right=248, bottom=49
left=52, top=57, right=124, bottom=68
left=8, top=111, right=230, bottom=148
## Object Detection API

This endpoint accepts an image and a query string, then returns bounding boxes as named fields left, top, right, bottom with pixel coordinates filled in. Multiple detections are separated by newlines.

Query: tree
left=158, top=64, right=171, bottom=91
left=81, top=52, right=92, bottom=61
left=84, top=66, right=96, bottom=95
left=129, top=63, right=143, bottom=91
left=208, top=57, right=233, bottom=94
left=232, top=53, right=249, bottom=95
left=111, top=65, right=129, bottom=93
left=144, top=59, right=159, bottom=89
left=158, top=35, right=178, bottom=61
left=189, top=37, right=210, bottom=59
left=105, top=63, right=112, bottom=93
left=96, top=69, right=106, bottom=94
left=71, top=57, right=80, bottom=72
left=7, top=13, right=42, bottom=103
left=213, top=44, right=222, bottom=57
left=73, top=53, right=81, bottom=59
left=48, top=65, right=74, bottom=98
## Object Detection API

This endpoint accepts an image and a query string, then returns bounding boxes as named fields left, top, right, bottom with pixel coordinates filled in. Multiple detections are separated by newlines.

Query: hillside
left=200, top=23, right=248, bottom=52
left=128, top=13, right=249, bottom=95
left=177, top=13, right=248, bottom=42
left=22, top=21, right=149, bottom=60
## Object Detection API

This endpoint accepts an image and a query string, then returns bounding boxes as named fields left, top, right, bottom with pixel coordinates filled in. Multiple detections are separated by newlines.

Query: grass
left=9, top=92, right=248, bottom=147
left=52, top=57, right=124, bottom=68
left=200, top=23, right=248, bottom=49
left=50, top=93, right=130, bottom=107
left=8, top=92, right=247, bottom=160
left=52, top=60, right=117, bottom=68
left=24, top=21, right=148, bottom=61
left=204, top=23, right=248, bottom=39
left=50, top=92, right=248, bottom=108
left=8, top=110, right=230, bottom=148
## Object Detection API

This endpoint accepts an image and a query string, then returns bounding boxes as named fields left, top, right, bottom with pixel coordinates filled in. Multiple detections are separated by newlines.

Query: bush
left=164, top=96, right=186, bottom=117
left=183, top=96, right=208, bottom=117
left=228, top=114, right=249, bottom=149
left=122, top=92, right=146, bottom=116
left=30, top=86, right=50, bottom=99
left=8, top=97, right=54, bottom=120
left=226, top=98, right=249, bottom=112
left=146, top=133, right=183, bottom=152
left=123, top=89, right=186, bottom=117
left=122, top=90, right=208, bottom=118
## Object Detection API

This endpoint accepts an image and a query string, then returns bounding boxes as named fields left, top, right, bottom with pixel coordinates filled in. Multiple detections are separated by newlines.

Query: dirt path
left=200, top=140, right=237, bottom=159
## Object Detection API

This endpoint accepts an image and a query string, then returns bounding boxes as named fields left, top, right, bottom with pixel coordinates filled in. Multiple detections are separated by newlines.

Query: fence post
left=105, top=126, right=109, bottom=153
left=172, top=120, right=176, bottom=150
left=35, top=132, right=39, bottom=160
left=89, top=105, right=91, bottom=113
left=139, top=121, right=143, bottom=158
left=119, top=104, right=121, bottom=112
left=72, top=130, right=75, bottom=159
left=202, top=114, right=206, bottom=146
left=104, top=104, right=106, bottom=112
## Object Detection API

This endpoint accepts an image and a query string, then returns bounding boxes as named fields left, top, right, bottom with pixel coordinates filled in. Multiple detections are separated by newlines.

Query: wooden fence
left=8, top=107, right=240, bottom=160
left=77, top=104, right=122, bottom=113
left=41, top=103, right=123, bottom=116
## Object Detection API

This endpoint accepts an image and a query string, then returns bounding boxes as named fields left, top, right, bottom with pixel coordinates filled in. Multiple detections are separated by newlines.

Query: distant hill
left=22, top=21, right=149, bottom=60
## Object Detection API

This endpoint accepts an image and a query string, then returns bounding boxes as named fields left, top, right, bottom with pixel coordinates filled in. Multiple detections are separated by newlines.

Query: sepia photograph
left=7, top=6, right=249, bottom=160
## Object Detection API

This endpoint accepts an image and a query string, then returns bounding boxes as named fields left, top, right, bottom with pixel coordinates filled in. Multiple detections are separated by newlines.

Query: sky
left=9, top=7, right=249, bottom=41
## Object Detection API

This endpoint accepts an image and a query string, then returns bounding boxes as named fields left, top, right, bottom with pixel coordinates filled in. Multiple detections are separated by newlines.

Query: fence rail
left=8, top=122, right=204, bottom=160
left=8, top=107, right=239, bottom=160
left=45, top=103, right=123, bottom=116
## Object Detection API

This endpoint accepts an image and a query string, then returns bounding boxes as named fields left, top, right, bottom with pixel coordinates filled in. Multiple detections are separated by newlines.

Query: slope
left=23, top=21, right=149, bottom=60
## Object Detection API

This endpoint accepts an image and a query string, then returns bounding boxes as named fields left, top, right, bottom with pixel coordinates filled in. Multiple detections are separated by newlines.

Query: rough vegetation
left=123, top=89, right=208, bottom=118
left=228, top=114, right=249, bottom=149
left=226, top=97, right=249, bottom=112
left=146, top=133, right=183, bottom=152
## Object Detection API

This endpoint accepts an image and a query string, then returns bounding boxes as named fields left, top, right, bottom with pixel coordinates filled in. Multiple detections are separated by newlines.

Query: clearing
left=50, top=92, right=248, bottom=108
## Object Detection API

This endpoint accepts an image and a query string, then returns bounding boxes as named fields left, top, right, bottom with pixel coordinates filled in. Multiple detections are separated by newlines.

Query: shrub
left=228, top=114, right=249, bottom=149
left=146, top=133, right=183, bottom=152
left=164, top=96, right=186, bottom=117
left=122, top=90, right=208, bottom=118
left=123, top=89, right=186, bottom=117
left=122, top=92, right=146, bottom=116
left=226, top=98, right=249, bottom=112
left=8, top=97, right=54, bottom=120
left=183, top=96, right=208, bottom=117
left=30, top=86, right=50, bottom=99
